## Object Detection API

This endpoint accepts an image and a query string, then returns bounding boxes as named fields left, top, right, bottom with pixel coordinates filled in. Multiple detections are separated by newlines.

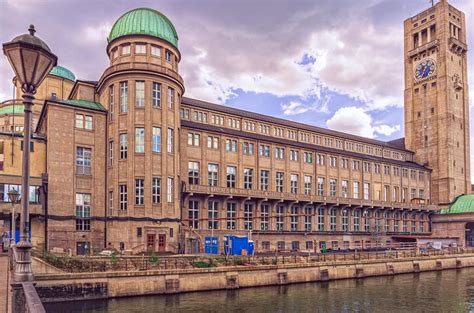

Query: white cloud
left=373, top=124, right=401, bottom=136
left=81, top=22, right=112, bottom=43
left=281, top=101, right=309, bottom=115
left=326, top=106, right=400, bottom=139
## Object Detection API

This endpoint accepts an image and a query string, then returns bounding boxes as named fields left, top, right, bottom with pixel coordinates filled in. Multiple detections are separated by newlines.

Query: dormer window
left=165, top=50, right=172, bottom=62
left=135, top=44, right=146, bottom=54
left=151, top=45, right=161, bottom=57
left=122, top=44, right=130, bottom=55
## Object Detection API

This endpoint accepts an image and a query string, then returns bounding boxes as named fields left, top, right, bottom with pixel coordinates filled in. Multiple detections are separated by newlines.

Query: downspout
left=104, top=111, right=108, bottom=250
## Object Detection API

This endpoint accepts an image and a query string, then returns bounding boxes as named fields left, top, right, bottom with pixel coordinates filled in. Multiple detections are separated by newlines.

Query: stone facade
left=0, top=2, right=470, bottom=255
left=404, top=0, right=470, bottom=206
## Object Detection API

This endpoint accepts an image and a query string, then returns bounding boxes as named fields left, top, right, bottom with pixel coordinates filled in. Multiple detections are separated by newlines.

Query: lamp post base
left=13, top=240, right=34, bottom=282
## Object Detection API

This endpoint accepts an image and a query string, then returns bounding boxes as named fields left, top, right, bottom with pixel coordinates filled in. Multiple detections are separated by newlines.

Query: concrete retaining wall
left=34, top=254, right=474, bottom=303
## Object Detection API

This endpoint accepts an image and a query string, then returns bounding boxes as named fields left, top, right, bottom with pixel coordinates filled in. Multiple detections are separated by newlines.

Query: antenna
left=430, top=0, right=434, bottom=6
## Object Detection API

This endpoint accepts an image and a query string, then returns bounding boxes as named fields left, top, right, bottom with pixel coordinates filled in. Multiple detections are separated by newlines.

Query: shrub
left=193, top=261, right=216, bottom=268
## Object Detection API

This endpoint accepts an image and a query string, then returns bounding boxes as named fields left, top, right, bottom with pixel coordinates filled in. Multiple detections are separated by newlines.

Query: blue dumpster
left=204, top=236, right=219, bottom=254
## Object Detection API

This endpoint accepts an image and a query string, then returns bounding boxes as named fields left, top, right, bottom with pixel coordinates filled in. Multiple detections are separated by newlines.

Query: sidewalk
left=0, top=253, right=11, bottom=313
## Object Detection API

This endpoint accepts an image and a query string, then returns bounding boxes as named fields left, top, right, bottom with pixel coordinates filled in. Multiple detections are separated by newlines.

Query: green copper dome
left=108, top=8, right=178, bottom=48
left=49, top=66, right=75, bottom=81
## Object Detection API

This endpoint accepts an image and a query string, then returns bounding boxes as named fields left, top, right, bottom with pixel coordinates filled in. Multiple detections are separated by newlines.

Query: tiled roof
left=440, top=194, right=474, bottom=214
left=60, top=99, right=107, bottom=112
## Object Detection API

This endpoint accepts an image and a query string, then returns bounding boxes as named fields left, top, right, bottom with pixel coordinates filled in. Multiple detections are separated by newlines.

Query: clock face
left=414, top=58, right=436, bottom=80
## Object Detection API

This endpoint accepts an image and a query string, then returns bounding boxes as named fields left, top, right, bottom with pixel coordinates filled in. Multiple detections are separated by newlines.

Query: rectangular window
left=341, top=180, right=348, bottom=198
left=290, top=206, right=298, bottom=231
left=276, top=172, right=284, bottom=192
left=208, top=163, right=218, bottom=187
left=342, top=209, right=349, bottom=232
left=226, top=139, right=237, bottom=152
left=316, top=154, right=325, bottom=165
left=227, top=202, right=236, bottom=230
left=304, top=152, right=313, bottom=163
left=329, top=178, right=337, bottom=197
left=135, top=81, right=145, bottom=107
left=276, top=205, right=285, bottom=231
left=364, top=182, right=370, bottom=200
left=135, top=127, right=144, bottom=153
left=317, top=177, right=325, bottom=196
left=353, top=181, right=360, bottom=199
left=167, top=87, right=174, bottom=109
left=152, top=127, right=161, bottom=152
left=317, top=207, right=325, bottom=231
left=189, top=200, right=199, bottom=229
left=330, top=208, right=337, bottom=231
left=76, top=193, right=91, bottom=231
left=120, top=81, right=128, bottom=112
left=108, top=191, right=113, bottom=215
left=188, top=161, right=200, bottom=185
left=304, top=176, right=312, bottom=195
left=290, top=150, right=299, bottom=161
left=119, top=184, right=127, bottom=210
left=75, top=113, right=84, bottom=128
left=304, top=206, right=312, bottom=231
left=260, top=203, right=269, bottom=230
left=167, top=128, right=174, bottom=153
left=76, top=147, right=91, bottom=175
left=167, top=177, right=173, bottom=203
left=259, top=144, right=270, bottom=157
left=119, top=133, right=127, bottom=159
left=108, top=141, right=113, bottom=167
left=353, top=210, right=360, bottom=232
left=152, top=82, right=161, bottom=107
left=122, top=44, right=130, bottom=55
left=290, top=174, right=298, bottom=194
left=207, top=136, right=219, bottom=149
left=135, top=43, right=146, bottom=54
left=165, top=50, right=172, bottom=61
left=152, top=177, right=161, bottom=204
left=135, top=179, right=144, bottom=205
left=275, top=147, right=285, bottom=159
left=244, top=203, right=253, bottom=230
left=85, top=115, right=93, bottom=130
left=208, top=200, right=219, bottom=230
left=330, top=156, right=337, bottom=167
left=227, top=166, right=236, bottom=188
left=109, top=85, right=114, bottom=122
left=151, top=45, right=161, bottom=57
left=244, top=168, right=253, bottom=189
left=260, top=170, right=269, bottom=191
left=243, top=142, right=253, bottom=155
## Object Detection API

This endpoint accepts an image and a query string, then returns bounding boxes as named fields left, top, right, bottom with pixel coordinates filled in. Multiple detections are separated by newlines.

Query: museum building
left=0, top=0, right=471, bottom=254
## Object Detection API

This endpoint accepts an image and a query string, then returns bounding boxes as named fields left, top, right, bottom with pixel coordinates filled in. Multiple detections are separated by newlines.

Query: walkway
left=0, top=253, right=11, bottom=313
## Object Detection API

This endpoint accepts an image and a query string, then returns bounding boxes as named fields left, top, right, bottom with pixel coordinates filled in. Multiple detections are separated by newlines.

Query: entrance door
left=76, top=241, right=90, bottom=256
left=158, top=234, right=166, bottom=252
left=147, top=234, right=156, bottom=252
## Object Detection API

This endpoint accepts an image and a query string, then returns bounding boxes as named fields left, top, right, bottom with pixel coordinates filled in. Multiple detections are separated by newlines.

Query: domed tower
left=97, top=8, right=184, bottom=253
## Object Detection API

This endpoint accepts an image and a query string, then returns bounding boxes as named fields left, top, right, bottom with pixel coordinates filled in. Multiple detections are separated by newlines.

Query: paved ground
left=0, top=253, right=11, bottom=313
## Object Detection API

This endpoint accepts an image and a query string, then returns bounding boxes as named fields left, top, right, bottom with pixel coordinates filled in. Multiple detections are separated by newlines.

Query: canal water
left=45, top=268, right=474, bottom=313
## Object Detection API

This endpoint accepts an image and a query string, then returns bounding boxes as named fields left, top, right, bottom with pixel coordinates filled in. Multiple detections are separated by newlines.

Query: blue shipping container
left=223, top=235, right=254, bottom=255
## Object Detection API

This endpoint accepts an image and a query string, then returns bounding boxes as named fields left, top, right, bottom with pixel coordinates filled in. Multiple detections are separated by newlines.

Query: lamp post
left=3, top=25, right=57, bottom=282
left=7, top=188, right=20, bottom=247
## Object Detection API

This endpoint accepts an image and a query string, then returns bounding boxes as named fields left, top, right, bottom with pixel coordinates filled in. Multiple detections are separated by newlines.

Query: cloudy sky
left=0, top=0, right=473, bottom=169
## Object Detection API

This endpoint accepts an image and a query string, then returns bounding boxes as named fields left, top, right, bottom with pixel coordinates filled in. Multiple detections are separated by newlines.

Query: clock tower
left=404, top=0, right=470, bottom=206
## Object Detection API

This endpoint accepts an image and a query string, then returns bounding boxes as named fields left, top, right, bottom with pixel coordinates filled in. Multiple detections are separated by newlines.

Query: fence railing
left=37, top=248, right=473, bottom=273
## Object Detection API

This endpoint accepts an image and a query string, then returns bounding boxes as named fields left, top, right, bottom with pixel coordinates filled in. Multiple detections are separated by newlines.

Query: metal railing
left=37, top=247, right=473, bottom=273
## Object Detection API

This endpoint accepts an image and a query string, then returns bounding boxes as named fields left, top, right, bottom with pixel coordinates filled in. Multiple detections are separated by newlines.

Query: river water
left=45, top=268, right=474, bottom=313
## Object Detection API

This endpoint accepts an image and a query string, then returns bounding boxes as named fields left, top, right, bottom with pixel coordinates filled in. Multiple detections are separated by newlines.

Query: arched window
left=384, top=211, right=391, bottom=232
left=394, top=212, right=400, bottom=232
left=411, top=213, right=418, bottom=233
left=342, top=208, right=349, bottom=232
left=363, top=210, right=371, bottom=232
left=353, top=209, right=361, bottom=232
left=402, top=212, right=409, bottom=232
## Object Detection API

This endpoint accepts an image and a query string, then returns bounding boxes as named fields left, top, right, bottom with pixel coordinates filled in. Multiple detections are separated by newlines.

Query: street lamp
left=7, top=188, right=20, bottom=247
left=3, top=25, right=57, bottom=282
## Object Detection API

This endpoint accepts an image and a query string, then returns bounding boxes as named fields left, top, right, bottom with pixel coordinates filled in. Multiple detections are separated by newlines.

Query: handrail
left=22, top=282, right=45, bottom=313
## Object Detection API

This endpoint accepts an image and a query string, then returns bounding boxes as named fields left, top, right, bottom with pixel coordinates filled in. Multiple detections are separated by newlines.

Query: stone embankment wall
left=34, top=254, right=474, bottom=303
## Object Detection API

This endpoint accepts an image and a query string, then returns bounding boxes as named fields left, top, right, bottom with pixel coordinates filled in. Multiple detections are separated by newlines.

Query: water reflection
left=45, top=268, right=474, bottom=313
